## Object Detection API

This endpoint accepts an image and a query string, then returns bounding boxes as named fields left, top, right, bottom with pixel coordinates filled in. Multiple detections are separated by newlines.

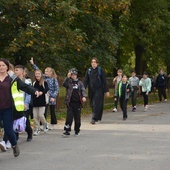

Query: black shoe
left=12, top=144, right=20, bottom=157
left=90, top=120, right=95, bottom=124
left=132, top=108, right=136, bottom=112
left=123, top=117, right=127, bottom=120
left=62, top=131, right=70, bottom=137
left=27, top=136, right=33, bottom=142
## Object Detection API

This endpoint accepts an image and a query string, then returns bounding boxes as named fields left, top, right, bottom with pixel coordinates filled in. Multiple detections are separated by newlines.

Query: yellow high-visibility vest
left=11, top=81, right=24, bottom=111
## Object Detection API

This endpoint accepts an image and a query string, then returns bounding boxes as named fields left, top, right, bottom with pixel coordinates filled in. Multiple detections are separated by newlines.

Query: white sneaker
left=144, top=105, right=148, bottom=112
left=6, top=140, right=11, bottom=149
left=48, top=124, right=54, bottom=130
left=40, top=125, right=44, bottom=131
left=33, top=129, right=41, bottom=136
left=0, top=141, right=7, bottom=152
left=113, top=108, right=117, bottom=112
left=43, top=124, right=49, bottom=133
left=164, top=99, right=167, bottom=102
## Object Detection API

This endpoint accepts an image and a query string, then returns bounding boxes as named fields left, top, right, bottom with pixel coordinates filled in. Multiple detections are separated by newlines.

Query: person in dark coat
left=62, top=68, right=86, bottom=136
left=84, top=58, right=109, bottom=124
left=154, top=69, right=167, bottom=102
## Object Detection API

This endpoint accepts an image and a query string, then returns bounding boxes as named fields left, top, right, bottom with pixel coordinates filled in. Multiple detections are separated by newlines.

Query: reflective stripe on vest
left=11, top=81, right=24, bottom=111
left=118, top=82, right=129, bottom=98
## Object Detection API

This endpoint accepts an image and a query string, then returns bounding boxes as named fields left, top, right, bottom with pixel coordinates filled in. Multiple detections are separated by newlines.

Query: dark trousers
left=131, top=87, right=138, bottom=107
left=45, top=105, right=57, bottom=124
left=142, top=92, right=148, bottom=106
left=64, top=102, right=81, bottom=133
left=119, top=97, right=128, bottom=119
left=113, top=96, right=118, bottom=109
left=89, top=87, right=104, bottom=121
left=158, top=87, right=167, bottom=101
left=0, top=108, right=17, bottom=146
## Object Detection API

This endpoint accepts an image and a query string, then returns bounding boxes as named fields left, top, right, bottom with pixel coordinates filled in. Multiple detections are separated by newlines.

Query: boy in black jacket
left=62, top=68, right=86, bottom=137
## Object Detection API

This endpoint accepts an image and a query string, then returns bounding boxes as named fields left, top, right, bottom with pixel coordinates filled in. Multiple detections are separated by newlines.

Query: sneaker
left=132, top=108, right=136, bottom=112
left=27, top=135, right=33, bottom=142
left=62, top=131, right=70, bottom=137
left=6, top=140, right=11, bottom=149
left=144, top=106, right=148, bottom=112
left=113, top=108, right=117, bottom=112
left=164, top=99, right=167, bottom=102
left=48, top=124, right=54, bottom=130
left=12, top=144, right=20, bottom=157
left=33, top=129, right=41, bottom=136
left=43, top=123, right=49, bottom=133
left=0, top=141, right=7, bottom=152
left=75, top=132, right=80, bottom=137
left=90, top=120, right=95, bottom=124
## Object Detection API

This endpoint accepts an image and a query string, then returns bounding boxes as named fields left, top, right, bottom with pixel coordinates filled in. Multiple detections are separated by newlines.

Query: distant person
left=62, top=68, right=86, bottom=136
left=154, top=69, right=167, bottom=102
left=115, top=75, right=131, bottom=120
left=129, top=70, right=140, bottom=111
left=84, top=58, right=109, bottom=124
left=139, top=72, right=151, bottom=112
left=113, top=69, right=123, bottom=112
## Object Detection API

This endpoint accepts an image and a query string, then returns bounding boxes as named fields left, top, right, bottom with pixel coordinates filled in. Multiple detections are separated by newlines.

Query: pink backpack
left=13, top=117, right=27, bottom=133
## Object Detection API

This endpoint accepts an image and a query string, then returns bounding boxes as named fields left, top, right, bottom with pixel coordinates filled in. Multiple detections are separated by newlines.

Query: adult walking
left=0, top=59, right=39, bottom=157
left=84, top=58, right=109, bottom=124
left=154, top=69, right=167, bottom=102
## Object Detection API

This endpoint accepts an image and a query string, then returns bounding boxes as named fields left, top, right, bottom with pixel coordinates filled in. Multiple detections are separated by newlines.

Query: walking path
left=0, top=101, right=170, bottom=170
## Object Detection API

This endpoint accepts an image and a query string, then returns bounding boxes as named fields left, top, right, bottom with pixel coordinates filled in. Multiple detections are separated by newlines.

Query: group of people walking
left=0, top=57, right=168, bottom=157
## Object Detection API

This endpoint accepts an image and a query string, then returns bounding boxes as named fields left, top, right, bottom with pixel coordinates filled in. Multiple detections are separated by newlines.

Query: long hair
left=34, top=69, right=44, bottom=86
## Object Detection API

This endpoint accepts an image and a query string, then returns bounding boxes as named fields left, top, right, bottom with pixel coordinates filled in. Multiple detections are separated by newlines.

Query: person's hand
left=146, top=92, right=149, bottom=95
left=114, top=98, right=117, bottom=101
left=67, top=71, right=71, bottom=78
left=35, top=91, right=40, bottom=97
left=105, top=92, right=110, bottom=97
left=127, top=89, right=130, bottom=92
left=30, top=57, right=34, bottom=65
left=82, top=97, right=86, bottom=102
left=50, top=97, right=55, bottom=103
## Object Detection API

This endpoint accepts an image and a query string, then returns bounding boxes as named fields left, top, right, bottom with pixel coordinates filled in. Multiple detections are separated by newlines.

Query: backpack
left=88, top=66, right=102, bottom=83
left=13, top=116, right=27, bottom=133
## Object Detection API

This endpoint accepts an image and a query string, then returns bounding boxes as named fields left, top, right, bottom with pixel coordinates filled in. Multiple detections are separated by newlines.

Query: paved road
left=0, top=102, right=170, bottom=170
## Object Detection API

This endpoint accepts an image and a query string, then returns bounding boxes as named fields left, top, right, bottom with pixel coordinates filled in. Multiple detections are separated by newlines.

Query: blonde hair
left=117, top=69, right=123, bottom=73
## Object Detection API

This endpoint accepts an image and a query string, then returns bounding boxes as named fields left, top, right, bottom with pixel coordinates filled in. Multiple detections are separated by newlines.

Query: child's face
left=143, top=74, right=147, bottom=79
left=35, top=71, right=42, bottom=81
left=71, top=74, right=77, bottom=80
left=117, top=71, right=122, bottom=76
left=14, top=68, right=24, bottom=77
left=122, top=76, right=127, bottom=82
left=131, top=72, right=136, bottom=77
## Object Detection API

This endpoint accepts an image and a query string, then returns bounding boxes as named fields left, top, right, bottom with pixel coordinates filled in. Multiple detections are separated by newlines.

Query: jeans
left=0, top=108, right=17, bottom=146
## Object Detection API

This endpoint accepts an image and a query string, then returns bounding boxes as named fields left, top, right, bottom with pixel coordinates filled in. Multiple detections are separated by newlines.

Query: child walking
left=113, top=69, right=123, bottom=112
left=62, top=68, right=86, bottom=137
left=32, top=70, right=49, bottom=135
left=139, top=72, right=151, bottom=111
left=115, top=75, right=131, bottom=120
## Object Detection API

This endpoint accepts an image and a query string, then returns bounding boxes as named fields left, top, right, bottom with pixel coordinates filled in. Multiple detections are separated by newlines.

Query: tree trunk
left=134, top=45, right=147, bottom=75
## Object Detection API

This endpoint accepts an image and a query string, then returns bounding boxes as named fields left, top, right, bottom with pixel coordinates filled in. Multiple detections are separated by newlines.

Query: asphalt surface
left=0, top=101, right=170, bottom=170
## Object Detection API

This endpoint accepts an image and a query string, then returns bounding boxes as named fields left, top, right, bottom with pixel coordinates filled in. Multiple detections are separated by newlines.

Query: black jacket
left=63, top=78, right=86, bottom=106
left=84, top=66, right=109, bottom=93
left=155, top=74, right=167, bottom=88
